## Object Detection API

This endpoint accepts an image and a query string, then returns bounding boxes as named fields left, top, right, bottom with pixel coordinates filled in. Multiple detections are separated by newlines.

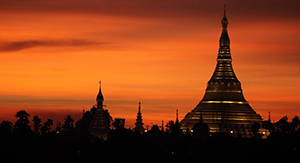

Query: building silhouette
left=180, top=8, right=264, bottom=137
left=175, top=109, right=179, bottom=124
left=89, top=82, right=110, bottom=139
left=134, top=101, right=145, bottom=134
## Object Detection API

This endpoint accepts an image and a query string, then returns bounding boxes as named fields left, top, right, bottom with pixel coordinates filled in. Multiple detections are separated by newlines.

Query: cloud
left=1, top=0, right=299, bottom=21
left=0, top=39, right=102, bottom=52
left=0, top=94, right=92, bottom=104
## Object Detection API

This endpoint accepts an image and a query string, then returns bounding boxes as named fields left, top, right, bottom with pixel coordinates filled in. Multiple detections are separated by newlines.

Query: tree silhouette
left=166, top=120, right=175, bottom=132
left=32, top=115, right=42, bottom=135
left=14, top=110, right=31, bottom=135
left=251, top=122, right=261, bottom=138
left=112, top=118, right=125, bottom=129
left=290, top=116, right=300, bottom=132
left=75, top=111, right=93, bottom=136
left=108, top=118, right=130, bottom=140
left=166, top=120, right=182, bottom=137
left=56, top=121, right=61, bottom=133
left=62, top=115, right=74, bottom=132
left=103, top=109, right=112, bottom=128
left=150, top=125, right=162, bottom=136
left=90, top=106, right=97, bottom=114
left=0, top=120, right=13, bottom=137
left=41, top=119, right=53, bottom=135
left=192, top=115, right=210, bottom=138
left=78, top=110, right=93, bottom=127
left=275, top=116, right=290, bottom=134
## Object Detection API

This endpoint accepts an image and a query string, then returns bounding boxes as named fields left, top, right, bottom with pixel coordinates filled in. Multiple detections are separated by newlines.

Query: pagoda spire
left=96, top=81, right=104, bottom=108
left=219, top=5, right=230, bottom=55
left=175, top=109, right=179, bottom=124
left=161, top=120, right=164, bottom=132
left=138, top=101, right=141, bottom=112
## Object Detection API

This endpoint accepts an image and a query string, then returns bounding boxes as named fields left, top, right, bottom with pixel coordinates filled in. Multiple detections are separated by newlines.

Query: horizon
left=0, top=0, right=299, bottom=128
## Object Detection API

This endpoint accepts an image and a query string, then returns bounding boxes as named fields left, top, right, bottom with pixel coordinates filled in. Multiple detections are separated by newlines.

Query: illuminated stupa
left=180, top=8, right=263, bottom=137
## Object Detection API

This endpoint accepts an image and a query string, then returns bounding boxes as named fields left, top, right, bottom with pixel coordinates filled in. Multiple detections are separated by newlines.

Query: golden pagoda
left=180, top=8, right=264, bottom=137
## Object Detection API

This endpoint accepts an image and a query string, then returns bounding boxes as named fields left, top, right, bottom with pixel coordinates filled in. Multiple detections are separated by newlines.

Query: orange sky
left=0, top=0, right=299, bottom=128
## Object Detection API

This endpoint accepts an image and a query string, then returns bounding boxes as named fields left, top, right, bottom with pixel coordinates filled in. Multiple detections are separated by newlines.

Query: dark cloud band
left=0, top=39, right=101, bottom=52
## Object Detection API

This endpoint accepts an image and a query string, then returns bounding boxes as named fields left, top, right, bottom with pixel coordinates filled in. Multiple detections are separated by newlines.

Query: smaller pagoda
left=134, top=101, right=144, bottom=134
left=89, top=82, right=110, bottom=139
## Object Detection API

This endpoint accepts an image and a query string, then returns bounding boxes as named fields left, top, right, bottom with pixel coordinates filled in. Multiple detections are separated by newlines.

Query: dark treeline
left=0, top=109, right=300, bottom=162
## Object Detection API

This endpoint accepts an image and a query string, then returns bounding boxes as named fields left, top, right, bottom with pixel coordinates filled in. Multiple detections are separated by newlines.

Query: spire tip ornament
left=221, top=5, right=228, bottom=29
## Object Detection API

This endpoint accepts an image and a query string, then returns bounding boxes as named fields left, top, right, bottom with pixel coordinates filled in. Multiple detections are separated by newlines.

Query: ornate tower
left=134, top=101, right=144, bottom=134
left=89, top=82, right=110, bottom=139
left=180, top=8, right=263, bottom=137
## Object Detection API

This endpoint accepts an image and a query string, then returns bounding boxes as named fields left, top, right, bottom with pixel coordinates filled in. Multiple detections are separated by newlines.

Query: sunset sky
left=0, top=0, right=299, bottom=128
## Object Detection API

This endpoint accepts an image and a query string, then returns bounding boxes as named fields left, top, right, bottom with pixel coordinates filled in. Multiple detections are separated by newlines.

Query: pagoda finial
left=176, top=109, right=179, bottom=124
left=138, top=101, right=141, bottom=112
left=219, top=6, right=230, bottom=50
left=221, top=5, right=228, bottom=29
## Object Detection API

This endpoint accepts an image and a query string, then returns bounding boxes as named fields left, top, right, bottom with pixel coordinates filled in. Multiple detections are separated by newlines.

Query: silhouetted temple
left=180, top=9, right=264, bottom=137
left=134, top=101, right=145, bottom=134
left=89, top=82, right=110, bottom=139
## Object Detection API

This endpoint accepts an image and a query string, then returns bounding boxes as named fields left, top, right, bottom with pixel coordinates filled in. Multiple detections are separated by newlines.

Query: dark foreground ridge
left=0, top=110, right=300, bottom=162
left=1, top=131, right=300, bottom=162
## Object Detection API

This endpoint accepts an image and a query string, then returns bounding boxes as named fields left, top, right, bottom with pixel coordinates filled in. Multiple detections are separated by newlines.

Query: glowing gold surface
left=206, top=90, right=241, bottom=93
left=200, top=101, right=248, bottom=104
